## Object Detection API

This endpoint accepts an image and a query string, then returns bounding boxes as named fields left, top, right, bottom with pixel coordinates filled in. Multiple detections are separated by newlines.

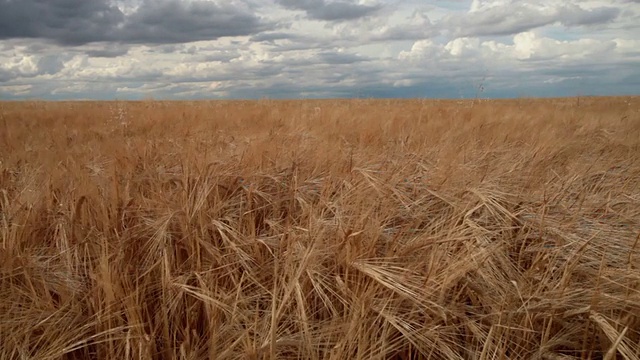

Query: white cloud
left=401, top=31, right=634, bottom=67
left=398, top=40, right=442, bottom=61
left=0, top=0, right=638, bottom=99
left=445, top=37, right=480, bottom=57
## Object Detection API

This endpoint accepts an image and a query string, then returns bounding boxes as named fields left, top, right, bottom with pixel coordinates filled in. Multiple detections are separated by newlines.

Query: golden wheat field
left=0, top=97, right=639, bottom=359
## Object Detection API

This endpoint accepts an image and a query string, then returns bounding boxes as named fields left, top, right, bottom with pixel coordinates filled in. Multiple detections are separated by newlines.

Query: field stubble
left=1, top=97, right=640, bottom=359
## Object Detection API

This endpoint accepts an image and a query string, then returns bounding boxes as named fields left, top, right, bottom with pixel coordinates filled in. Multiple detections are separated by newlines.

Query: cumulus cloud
left=0, top=47, right=77, bottom=82
left=395, top=29, right=640, bottom=97
left=400, top=31, right=625, bottom=66
left=0, top=0, right=638, bottom=99
left=507, top=32, right=617, bottom=61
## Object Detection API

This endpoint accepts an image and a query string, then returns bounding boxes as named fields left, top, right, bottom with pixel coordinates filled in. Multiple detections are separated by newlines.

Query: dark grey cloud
left=181, top=46, right=241, bottom=63
left=149, top=44, right=183, bottom=54
left=121, top=1, right=270, bottom=44
left=84, top=44, right=130, bottom=58
left=250, top=32, right=302, bottom=43
left=5, top=38, right=130, bottom=58
left=0, top=0, right=271, bottom=45
left=0, top=0, right=124, bottom=45
left=318, top=51, right=369, bottom=64
left=446, top=3, right=621, bottom=37
left=446, top=6, right=552, bottom=37
left=276, top=0, right=382, bottom=21
left=36, top=55, right=66, bottom=75
left=557, top=5, right=621, bottom=26
left=0, top=69, right=12, bottom=83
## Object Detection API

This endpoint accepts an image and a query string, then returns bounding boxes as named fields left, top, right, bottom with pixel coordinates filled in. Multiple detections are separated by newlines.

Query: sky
left=0, top=0, right=639, bottom=100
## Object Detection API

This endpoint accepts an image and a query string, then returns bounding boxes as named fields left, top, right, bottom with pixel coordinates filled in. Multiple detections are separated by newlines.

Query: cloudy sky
left=0, top=0, right=638, bottom=100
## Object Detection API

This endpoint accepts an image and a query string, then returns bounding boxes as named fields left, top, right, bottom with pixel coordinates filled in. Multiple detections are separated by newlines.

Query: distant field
left=1, top=97, right=639, bottom=359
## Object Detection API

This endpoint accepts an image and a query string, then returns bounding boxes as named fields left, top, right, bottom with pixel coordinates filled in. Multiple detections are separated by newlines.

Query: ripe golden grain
left=0, top=97, right=639, bottom=359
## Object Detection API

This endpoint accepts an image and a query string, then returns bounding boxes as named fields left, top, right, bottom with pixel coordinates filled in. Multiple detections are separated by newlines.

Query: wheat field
left=1, top=97, right=639, bottom=359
